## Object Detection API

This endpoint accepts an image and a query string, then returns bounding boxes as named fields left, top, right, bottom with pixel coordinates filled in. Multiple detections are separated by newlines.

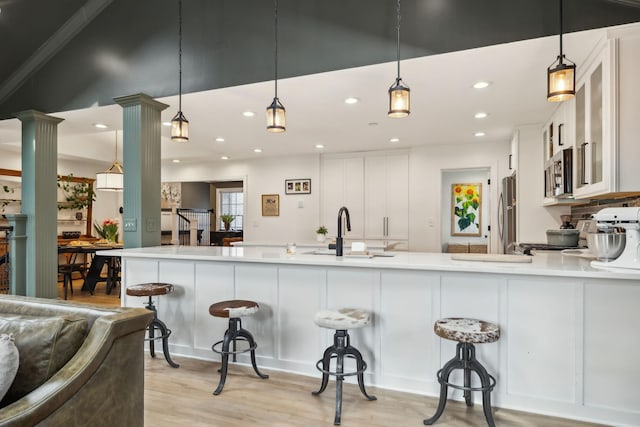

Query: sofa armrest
left=0, top=306, right=153, bottom=427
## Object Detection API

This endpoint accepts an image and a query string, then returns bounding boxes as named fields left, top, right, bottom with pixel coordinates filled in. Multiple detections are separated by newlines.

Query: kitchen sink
left=304, top=249, right=394, bottom=257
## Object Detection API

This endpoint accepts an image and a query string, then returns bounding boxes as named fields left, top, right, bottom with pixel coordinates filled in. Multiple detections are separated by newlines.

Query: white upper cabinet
left=363, top=153, right=409, bottom=241
left=573, top=28, right=640, bottom=198
left=321, top=155, right=364, bottom=239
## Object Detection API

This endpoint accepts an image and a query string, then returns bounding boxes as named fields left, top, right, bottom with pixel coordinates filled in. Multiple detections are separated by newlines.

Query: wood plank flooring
left=61, top=279, right=602, bottom=426
left=144, top=356, right=603, bottom=427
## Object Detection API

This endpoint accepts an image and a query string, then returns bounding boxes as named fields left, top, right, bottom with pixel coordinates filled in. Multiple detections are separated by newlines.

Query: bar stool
left=209, top=300, right=269, bottom=395
left=126, top=283, right=179, bottom=368
left=424, top=318, right=500, bottom=427
left=312, top=308, right=377, bottom=426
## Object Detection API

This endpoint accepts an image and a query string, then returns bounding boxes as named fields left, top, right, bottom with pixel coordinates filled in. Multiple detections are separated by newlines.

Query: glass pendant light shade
left=547, top=57, right=576, bottom=102
left=172, top=0, right=189, bottom=141
left=171, top=111, right=189, bottom=142
left=266, top=97, right=286, bottom=132
left=388, top=78, right=410, bottom=118
left=267, top=0, right=286, bottom=132
left=388, top=0, right=410, bottom=118
left=547, top=0, right=576, bottom=102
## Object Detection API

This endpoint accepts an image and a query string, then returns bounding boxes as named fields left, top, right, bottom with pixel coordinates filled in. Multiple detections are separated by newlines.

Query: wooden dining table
left=58, top=243, right=123, bottom=294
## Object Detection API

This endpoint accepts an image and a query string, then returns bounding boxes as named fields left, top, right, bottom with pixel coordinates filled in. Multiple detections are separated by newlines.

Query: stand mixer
left=590, top=207, right=640, bottom=271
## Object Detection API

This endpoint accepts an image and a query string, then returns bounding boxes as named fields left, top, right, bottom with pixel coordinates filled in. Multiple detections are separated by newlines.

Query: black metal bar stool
left=312, top=308, right=377, bottom=426
left=424, top=318, right=500, bottom=427
left=209, top=299, right=269, bottom=395
left=126, top=283, right=179, bottom=368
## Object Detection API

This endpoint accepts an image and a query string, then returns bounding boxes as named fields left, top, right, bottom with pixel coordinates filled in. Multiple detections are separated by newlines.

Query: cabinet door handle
left=385, top=217, right=389, bottom=236
left=508, top=154, right=513, bottom=170
left=581, top=142, right=589, bottom=185
left=382, top=217, right=386, bottom=236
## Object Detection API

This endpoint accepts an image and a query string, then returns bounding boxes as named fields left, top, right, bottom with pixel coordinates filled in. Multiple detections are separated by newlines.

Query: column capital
left=15, top=110, right=64, bottom=125
left=113, top=93, right=169, bottom=111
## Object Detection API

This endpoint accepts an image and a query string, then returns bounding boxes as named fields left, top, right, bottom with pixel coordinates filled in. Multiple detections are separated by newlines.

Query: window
left=217, top=188, right=243, bottom=230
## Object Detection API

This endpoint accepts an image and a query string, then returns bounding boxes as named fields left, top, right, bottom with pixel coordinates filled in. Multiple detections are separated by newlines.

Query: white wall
left=0, top=148, right=122, bottom=238
left=515, top=126, right=569, bottom=243
left=162, top=155, right=321, bottom=244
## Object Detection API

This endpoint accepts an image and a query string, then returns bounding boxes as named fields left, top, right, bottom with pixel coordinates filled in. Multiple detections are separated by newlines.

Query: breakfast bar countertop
left=105, top=245, right=640, bottom=281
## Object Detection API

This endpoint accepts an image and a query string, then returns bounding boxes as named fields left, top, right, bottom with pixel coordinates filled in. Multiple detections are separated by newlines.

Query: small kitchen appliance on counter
left=590, top=207, right=640, bottom=271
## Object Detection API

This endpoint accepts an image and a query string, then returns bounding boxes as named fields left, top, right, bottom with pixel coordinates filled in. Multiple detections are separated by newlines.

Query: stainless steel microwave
left=544, top=147, right=573, bottom=198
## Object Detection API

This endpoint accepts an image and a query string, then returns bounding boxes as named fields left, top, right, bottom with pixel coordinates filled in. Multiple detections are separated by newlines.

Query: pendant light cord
left=396, top=0, right=401, bottom=80
left=274, top=0, right=279, bottom=99
left=178, top=0, right=183, bottom=112
left=114, top=131, right=118, bottom=161
left=559, top=0, right=564, bottom=60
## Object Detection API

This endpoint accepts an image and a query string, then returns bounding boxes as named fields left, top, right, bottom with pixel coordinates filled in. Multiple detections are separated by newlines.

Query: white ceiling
left=0, top=24, right=616, bottom=168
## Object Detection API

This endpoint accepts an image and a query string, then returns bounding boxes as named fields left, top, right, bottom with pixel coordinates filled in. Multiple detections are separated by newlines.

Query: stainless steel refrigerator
left=498, top=174, right=517, bottom=254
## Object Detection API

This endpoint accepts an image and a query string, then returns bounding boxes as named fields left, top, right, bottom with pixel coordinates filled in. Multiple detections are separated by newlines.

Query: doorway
left=441, top=168, right=491, bottom=253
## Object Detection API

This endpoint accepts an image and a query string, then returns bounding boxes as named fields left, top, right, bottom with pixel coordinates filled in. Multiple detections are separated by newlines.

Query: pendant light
left=266, top=0, right=286, bottom=132
left=388, top=0, right=410, bottom=118
left=96, top=131, right=124, bottom=191
left=547, top=0, right=576, bottom=102
left=171, top=0, right=189, bottom=141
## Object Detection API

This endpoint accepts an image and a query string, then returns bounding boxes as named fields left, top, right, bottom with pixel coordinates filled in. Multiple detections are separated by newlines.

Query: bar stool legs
left=143, top=295, right=180, bottom=369
left=312, top=329, right=376, bottom=426
left=424, top=318, right=500, bottom=426
left=212, top=317, right=269, bottom=395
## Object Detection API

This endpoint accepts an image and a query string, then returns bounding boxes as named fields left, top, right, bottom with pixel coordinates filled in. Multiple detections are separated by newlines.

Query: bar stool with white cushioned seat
left=424, top=318, right=500, bottom=427
left=312, top=308, right=377, bottom=426
left=209, top=300, right=269, bottom=395
left=126, top=282, right=179, bottom=368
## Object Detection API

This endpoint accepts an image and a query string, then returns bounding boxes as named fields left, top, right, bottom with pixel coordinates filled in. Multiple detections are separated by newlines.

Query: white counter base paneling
left=118, top=247, right=640, bottom=427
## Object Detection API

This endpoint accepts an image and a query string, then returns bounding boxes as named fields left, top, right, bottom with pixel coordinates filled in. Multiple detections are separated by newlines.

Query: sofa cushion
left=0, top=313, right=88, bottom=405
left=0, top=333, right=19, bottom=401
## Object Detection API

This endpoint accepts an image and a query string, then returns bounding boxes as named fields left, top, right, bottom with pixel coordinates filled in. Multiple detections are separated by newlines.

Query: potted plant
left=94, top=218, right=119, bottom=243
left=220, top=214, right=235, bottom=231
left=315, top=225, right=328, bottom=242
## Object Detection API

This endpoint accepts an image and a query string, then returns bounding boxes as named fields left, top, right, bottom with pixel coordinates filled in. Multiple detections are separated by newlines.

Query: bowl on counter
left=586, top=232, right=626, bottom=261
left=546, top=229, right=579, bottom=247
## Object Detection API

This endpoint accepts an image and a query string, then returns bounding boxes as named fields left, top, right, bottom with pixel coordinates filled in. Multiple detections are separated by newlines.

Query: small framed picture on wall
left=285, top=179, right=311, bottom=195
left=261, top=194, right=280, bottom=216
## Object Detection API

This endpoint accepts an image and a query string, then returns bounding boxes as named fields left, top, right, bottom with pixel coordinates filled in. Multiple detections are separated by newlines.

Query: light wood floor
left=61, top=280, right=602, bottom=426
left=144, top=357, right=603, bottom=427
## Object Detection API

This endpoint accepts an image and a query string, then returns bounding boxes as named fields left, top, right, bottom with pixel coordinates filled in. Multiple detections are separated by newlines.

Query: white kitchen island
left=111, top=246, right=640, bottom=426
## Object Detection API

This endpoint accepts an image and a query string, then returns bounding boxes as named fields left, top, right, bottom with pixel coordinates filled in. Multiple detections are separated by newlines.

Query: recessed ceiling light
left=221, top=156, right=229, bottom=160
left=243, top=111, right=255, bottom=117
left=344, top=97, right=359, bottom=104
left=93, top=123, right=108, bottom=129
left=315, top=144, right=325, bottom=149
left=368, top=122, right=378, bottom=126
left=389, top=138, right=400, bottom=143
left=172, top=159, right=180, bottom=163
left=162, top=122, right=172, bottom=127
left=474, top=112, right=488, bottom=119
left=215, top=137, right=225, bottom=142
left=253, top=148, right=262, bottom=153
left=475, top=132, right=486, bottom=137
left=473, top=81, right=490, bottom=89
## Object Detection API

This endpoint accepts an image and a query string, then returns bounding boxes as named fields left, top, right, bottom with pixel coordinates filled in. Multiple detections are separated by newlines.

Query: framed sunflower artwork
left=451, top=183, right=482, bottom=236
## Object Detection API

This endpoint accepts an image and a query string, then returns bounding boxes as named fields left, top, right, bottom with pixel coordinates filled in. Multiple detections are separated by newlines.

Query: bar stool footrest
left=436, top=368, right=496, bottom=393
left=144, top=326, right=172, bottom=342
left=315, top=354, right=368, bottom=377
left=211, top=337, right=257, bottom=355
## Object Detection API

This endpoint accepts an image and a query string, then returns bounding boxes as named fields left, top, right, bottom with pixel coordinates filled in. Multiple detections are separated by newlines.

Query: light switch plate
left=124, top=218, right=137, bottom=232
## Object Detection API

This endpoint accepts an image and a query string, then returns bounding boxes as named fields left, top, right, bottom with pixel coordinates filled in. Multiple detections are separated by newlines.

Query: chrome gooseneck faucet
left=336, top=206, right=351, bottom=257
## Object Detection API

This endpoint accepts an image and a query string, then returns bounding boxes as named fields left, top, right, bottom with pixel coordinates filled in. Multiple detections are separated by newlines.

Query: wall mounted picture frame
left=261, top=194, right=280, bottom=216
left=285, top=178, right=311, bottom=195
left=451, top=183, right=482, bottom=236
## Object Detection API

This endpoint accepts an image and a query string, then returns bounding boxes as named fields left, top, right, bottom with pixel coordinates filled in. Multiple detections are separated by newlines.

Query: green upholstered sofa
left=0, top=295, right=153, bottom=427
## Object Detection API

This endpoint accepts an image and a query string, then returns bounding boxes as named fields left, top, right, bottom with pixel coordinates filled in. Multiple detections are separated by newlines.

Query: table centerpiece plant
left=220, top=214, right=235, bottom=231
left=94, top=218, right=119, bottom=243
